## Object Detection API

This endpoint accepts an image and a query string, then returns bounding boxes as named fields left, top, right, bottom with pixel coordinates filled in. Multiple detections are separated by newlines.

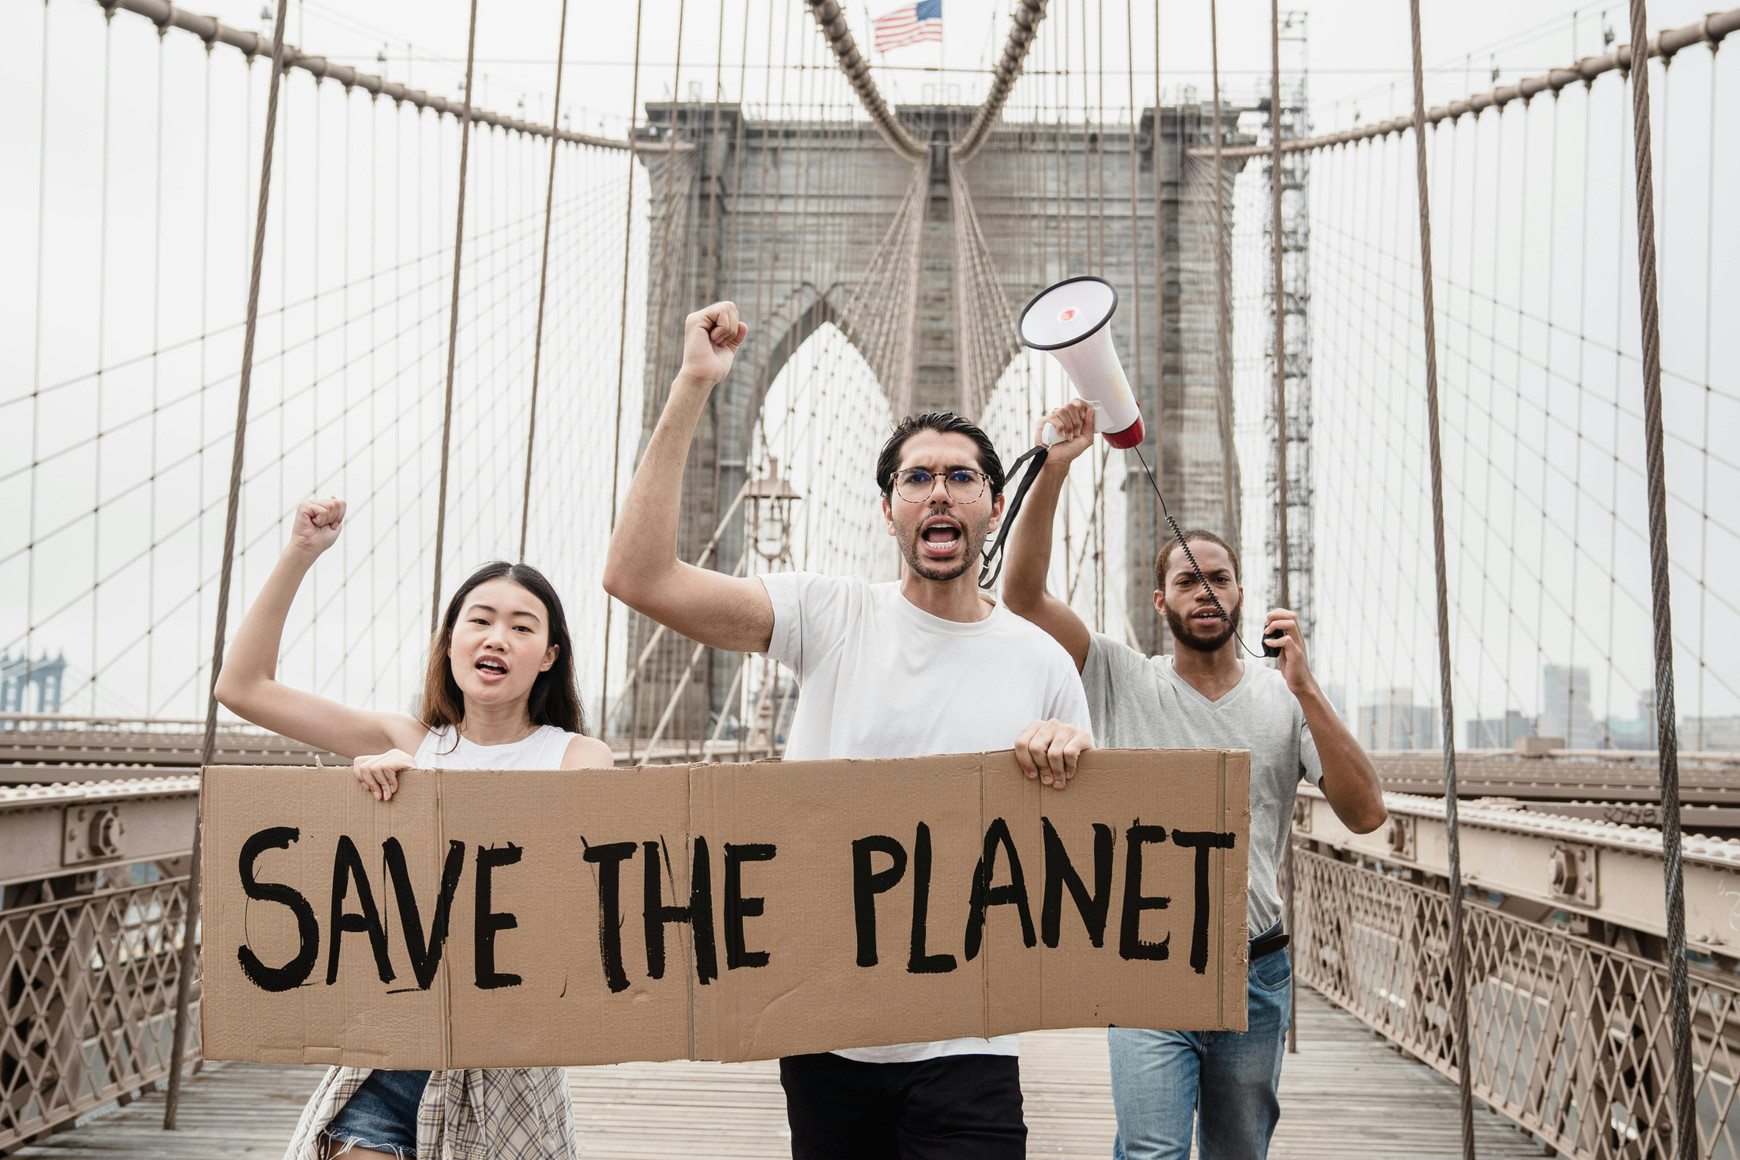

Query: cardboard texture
left=200, top=748, right=1250, bottom=1068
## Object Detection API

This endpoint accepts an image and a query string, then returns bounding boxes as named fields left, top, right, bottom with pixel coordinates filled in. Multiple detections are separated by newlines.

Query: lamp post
left=742, top=457, right=802, bottom=756
left=745, top=456, right=803, bottom=563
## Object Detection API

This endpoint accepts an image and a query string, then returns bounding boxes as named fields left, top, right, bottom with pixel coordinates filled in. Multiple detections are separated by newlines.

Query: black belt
left=1250, top=925, right=1290, bottom=961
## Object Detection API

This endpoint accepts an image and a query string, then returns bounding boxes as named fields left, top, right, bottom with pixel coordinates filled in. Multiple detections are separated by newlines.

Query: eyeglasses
left=892, top=467, right=989, bottom=504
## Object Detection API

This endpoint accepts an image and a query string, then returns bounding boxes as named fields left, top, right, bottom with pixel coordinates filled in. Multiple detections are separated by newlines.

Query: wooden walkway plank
left=9, top=990, right=1550, bottom=1158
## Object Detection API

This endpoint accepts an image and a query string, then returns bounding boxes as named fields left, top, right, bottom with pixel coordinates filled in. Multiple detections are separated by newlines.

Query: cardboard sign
left=199, top=748, right=1250, bottom=1068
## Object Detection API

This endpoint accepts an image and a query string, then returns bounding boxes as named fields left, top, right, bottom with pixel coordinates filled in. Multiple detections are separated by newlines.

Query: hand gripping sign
left=199, top=748, right=1250, bottom=1068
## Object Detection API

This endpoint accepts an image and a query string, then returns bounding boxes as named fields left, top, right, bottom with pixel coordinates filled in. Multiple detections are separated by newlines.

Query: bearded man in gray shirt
left=1001, top=399, right=1388, bottom=1159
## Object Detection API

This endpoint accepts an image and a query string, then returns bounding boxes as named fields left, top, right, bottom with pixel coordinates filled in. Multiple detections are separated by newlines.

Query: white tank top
left=412, top=723, right=577, bottom=770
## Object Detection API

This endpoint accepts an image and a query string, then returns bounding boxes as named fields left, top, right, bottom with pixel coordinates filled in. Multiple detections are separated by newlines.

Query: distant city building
left=1602, top=689, right=1657, bottom=751
left=1359, top=687, right=1439, bottom=750
left=1466, top=710, right=1534, bottom=749
left=1540, top=664, right=1601, bottom=749
left=1682, top=716, right=1740, bottom=753
left=0, top=651, right=65, bottom=719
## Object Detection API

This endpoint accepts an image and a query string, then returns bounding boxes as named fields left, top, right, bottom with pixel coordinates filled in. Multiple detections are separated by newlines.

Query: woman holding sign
left=215, top=497, right=610, bottom=1160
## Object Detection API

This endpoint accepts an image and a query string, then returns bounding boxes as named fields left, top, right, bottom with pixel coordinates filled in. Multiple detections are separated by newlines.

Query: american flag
left=872, top=0, right=942, bottom=52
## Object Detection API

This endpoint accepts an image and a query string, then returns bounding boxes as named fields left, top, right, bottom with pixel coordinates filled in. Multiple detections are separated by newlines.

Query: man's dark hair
left=1155, top=530, right=1242, bottom=589
left=874, top=411, right=1006, bottom=498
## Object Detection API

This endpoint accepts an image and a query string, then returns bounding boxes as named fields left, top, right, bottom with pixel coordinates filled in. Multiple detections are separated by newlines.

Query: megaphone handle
left=978, top=442, right=1052, bottom=590
left=1042, top=422, right=1063, bottom=447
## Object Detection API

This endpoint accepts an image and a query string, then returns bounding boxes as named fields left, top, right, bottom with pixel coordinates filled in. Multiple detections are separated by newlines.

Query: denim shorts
left=322, top=1068, right=430, bottom=1158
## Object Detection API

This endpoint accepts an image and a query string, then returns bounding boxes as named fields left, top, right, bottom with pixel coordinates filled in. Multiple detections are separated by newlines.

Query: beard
left=898, top=514, right=990, bottom=583
left=1165, top=597, right=1240, bottom=653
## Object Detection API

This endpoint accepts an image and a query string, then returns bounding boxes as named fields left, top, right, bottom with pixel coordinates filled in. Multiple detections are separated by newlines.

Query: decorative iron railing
left=0, top=864, right=197, bottom=1152
left=1294, top=841, right=1740, bottom=1158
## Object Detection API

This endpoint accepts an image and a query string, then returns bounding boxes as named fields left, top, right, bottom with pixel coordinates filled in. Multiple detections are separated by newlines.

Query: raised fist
left=288, top=496, right=346, bottom=557
left=679, top=301, right=748, bottom=386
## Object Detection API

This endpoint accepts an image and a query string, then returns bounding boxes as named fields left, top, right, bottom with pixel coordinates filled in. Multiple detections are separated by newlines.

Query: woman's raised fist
left=289, top=496, right=346, bottom=557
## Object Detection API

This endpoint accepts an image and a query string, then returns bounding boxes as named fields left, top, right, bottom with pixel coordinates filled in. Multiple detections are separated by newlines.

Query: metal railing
left=0, top=862, right=197, bottom=1153
left=1295, top=839, right=1740, bottom=1157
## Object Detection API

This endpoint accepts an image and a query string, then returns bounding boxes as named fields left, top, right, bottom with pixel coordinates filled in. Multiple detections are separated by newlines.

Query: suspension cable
left=1269, top=1, right=1303, bottom=1057
left=954, top=0, right=1047, bottom=161
left=599, top=0, right=646, bottom=737
left=517, top=0, right=572, bottom=561
left=164, top=0, right=292, bottom=1127
left=803, top=0, right=924, bottom=161
left=1207, top=0, right=1239, bottom=543
left=1206, top=5, right=1739, bottom=160
left=95, top=0, right=628, bottom=149
left=1406, top=1, right=1476, bottom=1155
left=1271, top=0, right=1289, bottom=615
left=1624, top=0, right=1694, bottom=1152
left=428, top=0, right=481, bottom=633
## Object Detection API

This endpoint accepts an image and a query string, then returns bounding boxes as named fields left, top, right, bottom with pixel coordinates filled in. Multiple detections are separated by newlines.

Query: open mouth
left=475, top=657, right=509, bottom=681
left=919, top=518, right=963, bottom=558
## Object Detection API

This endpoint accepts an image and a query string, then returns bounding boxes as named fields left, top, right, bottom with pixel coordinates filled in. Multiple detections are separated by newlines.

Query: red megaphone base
left=1102, top=415, right=1144, bottom=449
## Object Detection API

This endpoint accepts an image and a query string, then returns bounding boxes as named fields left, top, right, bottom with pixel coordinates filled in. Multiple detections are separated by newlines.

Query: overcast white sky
left=138, top=0, right=1731, bottom=136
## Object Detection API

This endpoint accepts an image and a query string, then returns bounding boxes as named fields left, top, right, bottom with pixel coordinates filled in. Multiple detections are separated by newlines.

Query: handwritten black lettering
left=723, top=842, right=776, bottom=970
left=474, top=844, right=524, bottom=989
left=642, top=837, right=718, bottom=985
left=327, top=835, right=395, bottom=985
left=1171, top=830, right=1236, bottom=973
left=382, top=837, right=464, bottom=991
left=1118, top=823, right=1171, bottom=961
left=964, top=817, right=1035, bottom=961
left=1040, top=818, right=1113, bottom=948
left=907, top=822, right=958, bottom=974
left=236, top=826, right=320, bottom=992
left=851, top=834, right=907, bottom=968
left=582, top=840, right=636, bottom=993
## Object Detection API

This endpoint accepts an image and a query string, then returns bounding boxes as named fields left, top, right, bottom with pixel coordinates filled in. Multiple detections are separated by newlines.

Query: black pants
left=779, top=1051, right=1026, bottom=1160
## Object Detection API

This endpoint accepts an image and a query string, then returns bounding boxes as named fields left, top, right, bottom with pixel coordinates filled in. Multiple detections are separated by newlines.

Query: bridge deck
left=12, top=991, right=1544, bottom=1158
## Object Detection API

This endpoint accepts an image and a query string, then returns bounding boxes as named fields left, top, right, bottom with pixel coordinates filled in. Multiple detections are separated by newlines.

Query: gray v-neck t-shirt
left=1082, top=633, right=1321, bottom=935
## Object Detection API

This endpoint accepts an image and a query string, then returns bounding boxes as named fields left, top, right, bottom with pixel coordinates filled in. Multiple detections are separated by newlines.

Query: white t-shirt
left=758, top=571, right=1093, bottom=1064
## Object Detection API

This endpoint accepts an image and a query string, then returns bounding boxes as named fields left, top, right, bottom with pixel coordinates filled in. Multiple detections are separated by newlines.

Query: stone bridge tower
left=622, top=100, right=1251, bottom=740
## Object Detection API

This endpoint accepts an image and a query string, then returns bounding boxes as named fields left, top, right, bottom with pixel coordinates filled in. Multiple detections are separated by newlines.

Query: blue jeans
left=1108, top=947, right=1292, bottom=1159
left=323, top=1068, right=430, bottom=1158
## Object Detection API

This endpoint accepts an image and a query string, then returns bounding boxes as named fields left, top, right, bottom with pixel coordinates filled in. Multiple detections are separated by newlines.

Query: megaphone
left=1017, top=276, right=1144, bottom=450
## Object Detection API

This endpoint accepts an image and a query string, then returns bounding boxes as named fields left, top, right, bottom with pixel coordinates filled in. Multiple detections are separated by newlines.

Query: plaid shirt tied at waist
left=285, top=1066, right=578, bottom=1160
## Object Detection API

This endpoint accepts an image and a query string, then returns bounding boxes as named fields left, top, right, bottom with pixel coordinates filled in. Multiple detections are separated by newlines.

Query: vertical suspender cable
left=633, top=0, right=687, bottom=762
left=1151, top=0, right=1162, bottom=545
left=600, top=0, right=647, bottom=736
left=1623, top=2, right=1694, bottom=1153
left=164, top=0, right=292, bottom=1127
left=517, top=0, right=572, bottom=562
left=1406, top=1, right=1476, bottom=1155
left=1207, top=0, right=1237, bottom=541
left=25, top=0, right=53, bottom=719
left=1269, top=0, right=1299, bottom=1057
left=429, top=0, right=482, bottom=633
left=1270, top=1, right=1288, bottom=612
left=1123, top=0, right=1142, bottom=533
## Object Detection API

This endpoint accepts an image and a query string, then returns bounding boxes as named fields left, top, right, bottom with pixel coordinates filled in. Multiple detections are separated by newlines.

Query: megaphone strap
left=977, top=443, right=1050, bottom=590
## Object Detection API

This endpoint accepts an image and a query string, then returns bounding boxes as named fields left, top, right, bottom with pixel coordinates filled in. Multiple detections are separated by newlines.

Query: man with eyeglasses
left=1000, top=399, right=1388, bottom=1160
left=604, top=302, right=1094, bottom=1159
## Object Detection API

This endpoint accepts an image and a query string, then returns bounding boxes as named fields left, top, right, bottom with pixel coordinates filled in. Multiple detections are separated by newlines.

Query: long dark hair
left=420, top=561, right=586, bottom=736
